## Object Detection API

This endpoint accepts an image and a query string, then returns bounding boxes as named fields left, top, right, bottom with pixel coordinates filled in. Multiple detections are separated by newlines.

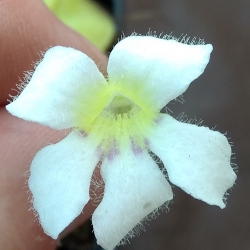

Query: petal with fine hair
left=6, top=46, right=106, bottom=129
left=148, top=114, right=236, bottom=208
left=28, top=131, right=100, bottom=239
left=92, top=146, right=173, bottom=250
left=107, top=36, right=212, bottom=109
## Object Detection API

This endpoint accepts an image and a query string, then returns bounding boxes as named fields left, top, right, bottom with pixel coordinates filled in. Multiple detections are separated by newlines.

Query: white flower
left=6, top=35, right=236, bottom=250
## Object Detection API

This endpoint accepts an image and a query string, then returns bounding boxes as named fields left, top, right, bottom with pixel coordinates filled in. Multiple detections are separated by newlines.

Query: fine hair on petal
left=23, top=169, right=40, bottom=223
left=117, top=31, right=206, bottom=53
left=7, top=49, right=46, bottom=103
left=118, top=201, right=170, bottom=247
left=90, top=162, right=105, bottom=206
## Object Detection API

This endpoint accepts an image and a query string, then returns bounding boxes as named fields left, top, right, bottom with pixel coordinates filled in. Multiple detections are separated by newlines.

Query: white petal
left=28, top=131, right=100, bottom=239
left=6, top=46, right=106, bottom=129
left=148, top=114, right=236, bottom=208
left=92, top=146, right=173, bottom=250
left=108, top=36, right=212, bottom=109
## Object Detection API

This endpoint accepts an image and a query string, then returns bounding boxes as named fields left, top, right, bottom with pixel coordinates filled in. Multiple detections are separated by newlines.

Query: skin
left=0, top=0, right=107, bottom=249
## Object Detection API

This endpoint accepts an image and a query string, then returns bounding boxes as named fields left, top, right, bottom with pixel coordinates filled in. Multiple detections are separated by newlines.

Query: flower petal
left=92, top=147, right=173, bottom=250
left=108, top=36, right=212, bottom=109
left=6, top=46, right=106, bottom=129
left=28, top=131, right=100, bottom=239
left=148, top=114, right=236, bottom=208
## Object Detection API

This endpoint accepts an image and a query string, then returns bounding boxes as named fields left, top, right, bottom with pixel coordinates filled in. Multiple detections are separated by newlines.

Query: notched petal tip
left=6, top=46, right=106, bottom=130
left=108, top=35, right=214, bottom=109
left=147, top=114, right=237, bottom=209
left=92, top=148, right=173, bottom=250
left=28, top=132, right=100, bottom=238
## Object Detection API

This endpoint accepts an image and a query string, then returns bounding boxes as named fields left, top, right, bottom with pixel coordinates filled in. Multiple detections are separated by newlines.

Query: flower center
left=109, top=95, right=133, bottom=115
left=104, top=95, right=140, bottom=117
left=73, top=82, right=158, bottom=152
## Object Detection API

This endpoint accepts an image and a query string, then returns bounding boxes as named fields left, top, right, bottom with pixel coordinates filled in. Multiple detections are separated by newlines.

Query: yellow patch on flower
left=74, top=80, right=158, bottom=152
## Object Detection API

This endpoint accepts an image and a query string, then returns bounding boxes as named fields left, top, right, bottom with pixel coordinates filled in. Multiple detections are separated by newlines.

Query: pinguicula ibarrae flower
left=6, top=35, right=236, bottom=250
